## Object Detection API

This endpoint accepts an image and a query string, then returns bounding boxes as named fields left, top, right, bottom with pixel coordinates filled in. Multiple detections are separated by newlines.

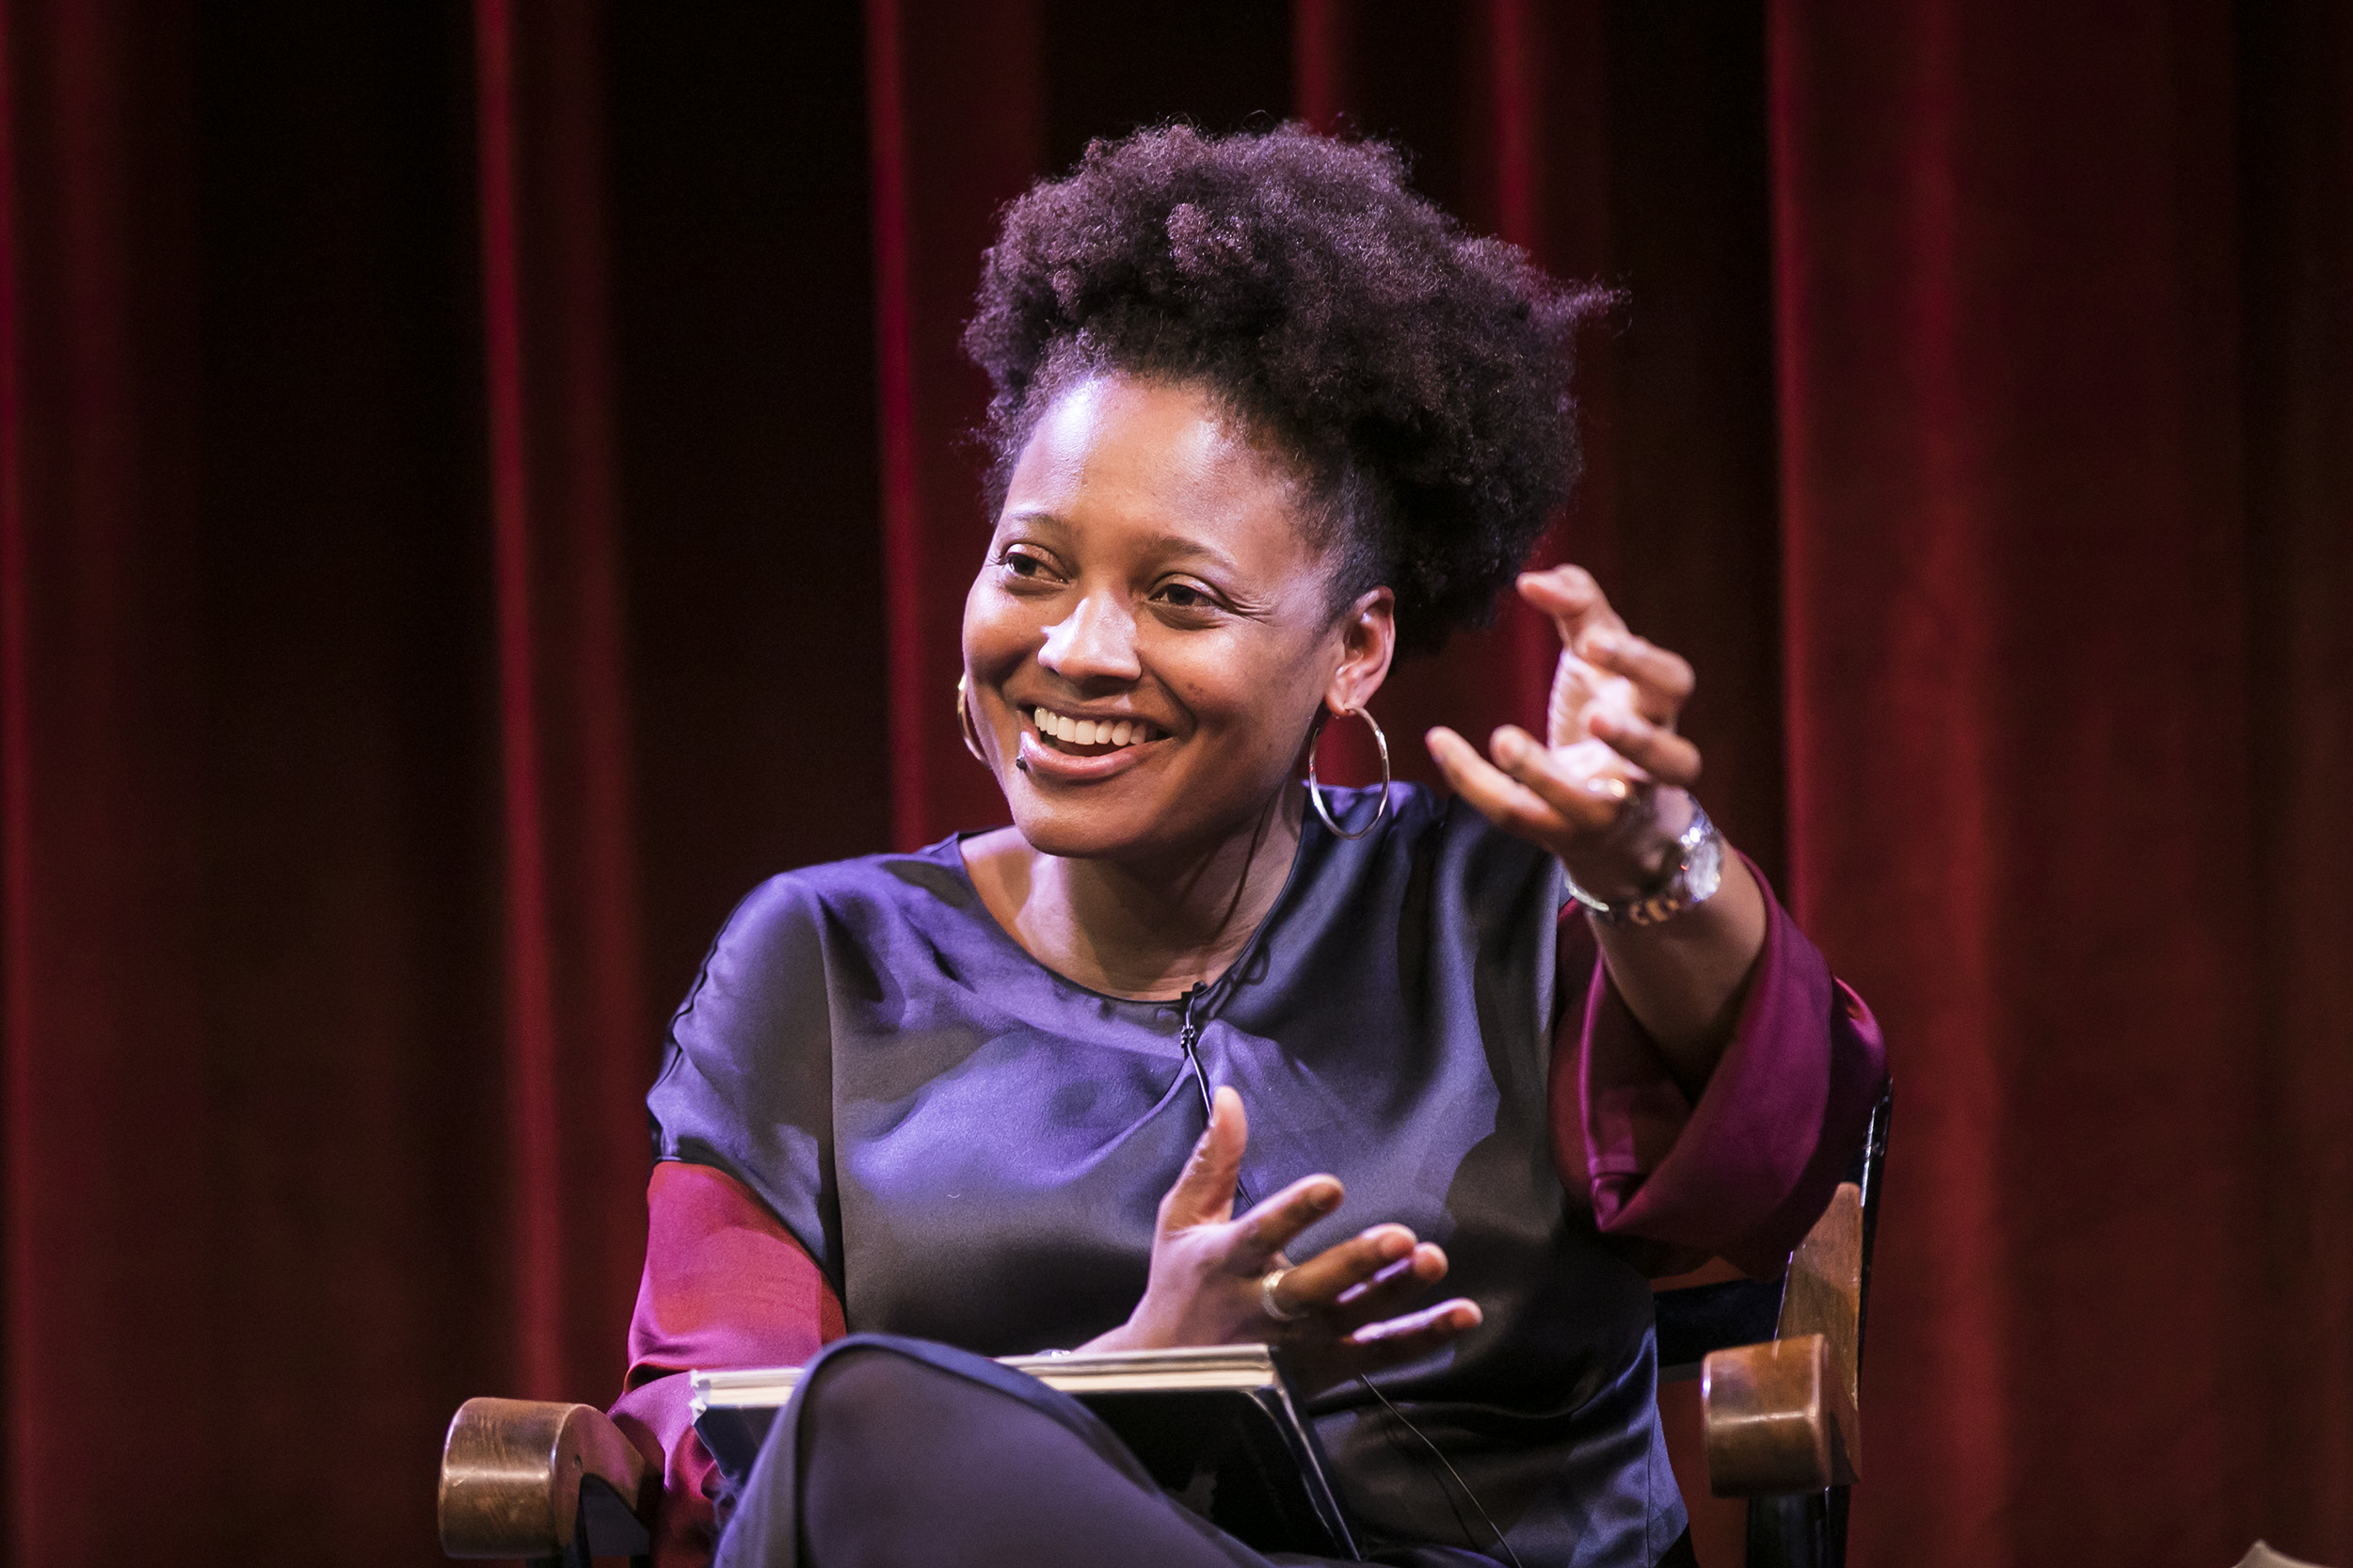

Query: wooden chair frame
left=439, top=1395, right=653, bottom=1567
left=1655, top=1086, right=1891, bottom=1568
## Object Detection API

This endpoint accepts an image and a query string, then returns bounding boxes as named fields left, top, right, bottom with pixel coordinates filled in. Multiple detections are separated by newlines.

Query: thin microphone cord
left=1354, top=1374, right=1527, bottom=1568
left=1177, top=984, right=1254, bottom=1203
left=1174, top=986, right=1525, bottom=1568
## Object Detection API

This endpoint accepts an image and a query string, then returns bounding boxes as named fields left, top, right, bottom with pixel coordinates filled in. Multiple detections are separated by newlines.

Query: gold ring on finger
left=1259, top=1268, right=1311, bottom=1323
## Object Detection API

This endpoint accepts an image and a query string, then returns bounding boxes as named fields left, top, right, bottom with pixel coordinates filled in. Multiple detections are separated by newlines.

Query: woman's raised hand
left=1426, top=565, right=1702, bottom=902
left=1085, top=1086, right=1480, bottom=1396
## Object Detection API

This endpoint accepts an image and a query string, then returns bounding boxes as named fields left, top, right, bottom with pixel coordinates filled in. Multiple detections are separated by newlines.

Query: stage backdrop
left=1, top=2, right=2345, bottom=1565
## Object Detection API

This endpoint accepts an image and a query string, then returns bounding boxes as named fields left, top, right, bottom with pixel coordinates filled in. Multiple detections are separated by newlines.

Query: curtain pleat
left=2239, top=0, right=2353, bottom=1552
left=0, top=5, right=215, bottom=1561
left=472, top=0, right=646, bottom=1405
left=868, top=0, right=1041, bottom=850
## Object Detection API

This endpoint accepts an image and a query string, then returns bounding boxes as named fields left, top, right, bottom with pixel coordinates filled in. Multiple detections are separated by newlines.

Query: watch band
left=1564, top=799, right=1725, bottom=929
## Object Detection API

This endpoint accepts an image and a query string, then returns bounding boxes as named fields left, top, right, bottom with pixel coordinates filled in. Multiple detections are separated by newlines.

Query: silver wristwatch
left=1564, top=799, right=1725, bottom=928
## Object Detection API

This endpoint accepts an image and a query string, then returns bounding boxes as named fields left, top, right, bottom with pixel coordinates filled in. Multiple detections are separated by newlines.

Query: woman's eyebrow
left=998, top=511, right=1245, bottom=577
left=1000, top=506, right=1073, bottom=535
left=1140, top=534, right=1241, bottom=574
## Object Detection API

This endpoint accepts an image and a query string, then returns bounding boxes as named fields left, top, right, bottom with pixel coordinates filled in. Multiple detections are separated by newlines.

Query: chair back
left=1652, top=1083, right=1892, bottom=1568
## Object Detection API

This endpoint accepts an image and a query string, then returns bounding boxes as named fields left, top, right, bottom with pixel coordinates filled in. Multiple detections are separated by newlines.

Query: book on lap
left=691, top=1345, right=1361, bottom=1560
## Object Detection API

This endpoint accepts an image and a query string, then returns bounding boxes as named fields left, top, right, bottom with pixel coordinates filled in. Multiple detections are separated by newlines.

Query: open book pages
left=694, top=1343, right=1301, bottom=1408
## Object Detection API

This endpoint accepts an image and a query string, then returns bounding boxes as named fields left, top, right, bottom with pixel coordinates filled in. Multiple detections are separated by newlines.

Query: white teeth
left=1031, top=707, right=1156, bottom=747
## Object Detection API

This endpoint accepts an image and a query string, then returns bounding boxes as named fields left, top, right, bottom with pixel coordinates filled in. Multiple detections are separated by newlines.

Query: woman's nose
left=1037, top=592, right=1142, bottom=682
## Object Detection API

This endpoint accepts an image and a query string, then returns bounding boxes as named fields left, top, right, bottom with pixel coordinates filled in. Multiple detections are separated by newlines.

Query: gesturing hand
left=1086, top=1086, right=1480, bottom=1397
left=1426, top=565, right=1703, bottom=902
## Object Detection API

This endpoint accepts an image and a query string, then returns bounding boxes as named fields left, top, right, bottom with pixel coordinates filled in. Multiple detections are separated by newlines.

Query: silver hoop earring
left=1305, top=705, right=1391, bottom=840
left=955, top=673, right=987, bottom=765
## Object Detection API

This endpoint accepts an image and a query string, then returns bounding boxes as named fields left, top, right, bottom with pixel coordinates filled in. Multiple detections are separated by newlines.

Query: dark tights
left=791, top=1347, right=1260, bottom=1568
left=715, top=1338, right=1697, bottom=1568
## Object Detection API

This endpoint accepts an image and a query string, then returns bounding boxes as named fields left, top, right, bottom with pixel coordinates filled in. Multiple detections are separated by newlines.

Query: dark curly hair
left=963, top=122, right=1609, bottom=656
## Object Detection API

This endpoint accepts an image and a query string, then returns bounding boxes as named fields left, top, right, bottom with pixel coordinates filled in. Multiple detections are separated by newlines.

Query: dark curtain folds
left=1771, top=4, right=2351, bottom=1560
left=2238, top=0, right=2353, bottom=1542
left=0, top=3, right=2344, bottom=1566
left=472, top=0, right=647, bottom=1403
left=2, top=6, right=215, bottom=1560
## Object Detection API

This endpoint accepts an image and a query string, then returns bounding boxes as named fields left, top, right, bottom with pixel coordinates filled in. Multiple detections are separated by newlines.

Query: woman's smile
left=960, top=373, right=1384, bottom=864
left=1015, top=700, right=1172, bottom=781
left=1024, top=703, right=1166, bottom=753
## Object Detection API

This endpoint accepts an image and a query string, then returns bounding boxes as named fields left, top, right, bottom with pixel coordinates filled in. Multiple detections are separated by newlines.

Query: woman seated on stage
left=610, top=124, right=1883, bottom=1568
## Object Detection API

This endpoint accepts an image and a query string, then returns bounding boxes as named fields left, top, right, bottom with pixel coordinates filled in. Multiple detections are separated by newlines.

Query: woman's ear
left=1323, top=586, right=1396, bottom=714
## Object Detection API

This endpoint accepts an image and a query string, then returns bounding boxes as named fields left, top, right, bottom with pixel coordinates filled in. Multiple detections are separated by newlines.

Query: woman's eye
left=1000, top=549, right=1054, bottom=581
left=1156, top=582, right=1216, bottom=611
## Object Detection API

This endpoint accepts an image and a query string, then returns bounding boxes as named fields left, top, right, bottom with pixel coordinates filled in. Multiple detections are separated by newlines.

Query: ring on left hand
left=1259, top=1268, right=1311, bottom=1322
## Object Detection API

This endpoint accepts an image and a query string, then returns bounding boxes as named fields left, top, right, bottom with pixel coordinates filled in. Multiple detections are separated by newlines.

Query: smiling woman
left=607, top=125, right=1886, bottom=1568
left=959, top=375, right=1384, bottom=991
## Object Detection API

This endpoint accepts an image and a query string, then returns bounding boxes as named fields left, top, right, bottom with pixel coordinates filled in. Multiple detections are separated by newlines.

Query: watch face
left=1682, top=821, right=1724, bottom=904
left=1611, top=807, right=1721, bottom=927
left=1566, top=803, right=1724, bottom=926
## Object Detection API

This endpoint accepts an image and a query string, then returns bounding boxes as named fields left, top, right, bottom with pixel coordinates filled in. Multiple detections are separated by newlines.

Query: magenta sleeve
left=607, top=1160, right=847, bottom=1568
left=1551, top=856, right=1887, bottom=1279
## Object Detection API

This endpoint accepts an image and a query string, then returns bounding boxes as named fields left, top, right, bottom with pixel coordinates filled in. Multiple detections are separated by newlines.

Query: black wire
left=1355, top=1375, right=1528, bottom=1568
left=1176, top=984, right=1254, bottom=1209
left=1371, top=1390, right=1487, bottom=1555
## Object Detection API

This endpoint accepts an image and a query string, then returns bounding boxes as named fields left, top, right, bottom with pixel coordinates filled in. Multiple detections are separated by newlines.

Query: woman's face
left=962, top=373, right=1392, bottom=863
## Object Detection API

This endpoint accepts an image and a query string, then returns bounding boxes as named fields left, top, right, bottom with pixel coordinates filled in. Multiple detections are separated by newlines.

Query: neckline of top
left=939, top=789, right=1334, bottom=1012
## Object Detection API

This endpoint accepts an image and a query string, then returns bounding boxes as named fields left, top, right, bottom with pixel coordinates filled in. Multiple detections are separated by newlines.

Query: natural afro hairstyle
left=963, top=122, right=1609, bottom=657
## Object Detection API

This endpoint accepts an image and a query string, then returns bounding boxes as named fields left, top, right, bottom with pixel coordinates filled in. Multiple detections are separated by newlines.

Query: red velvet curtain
left=1, top=3, right=2345, bottom=1565
left=1771, top=4, right=2351, bottom=1560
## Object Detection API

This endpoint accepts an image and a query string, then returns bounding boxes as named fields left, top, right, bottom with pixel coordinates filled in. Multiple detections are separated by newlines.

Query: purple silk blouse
left=614, top=783, right=1885, bottom=1568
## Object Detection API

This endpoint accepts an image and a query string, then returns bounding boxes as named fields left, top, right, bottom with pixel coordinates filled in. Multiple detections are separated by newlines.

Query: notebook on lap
left=691, top=1344, right=1360, bottom=1560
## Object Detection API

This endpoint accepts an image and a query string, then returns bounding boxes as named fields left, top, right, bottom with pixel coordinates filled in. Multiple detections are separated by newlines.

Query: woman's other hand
left=1424, top=564, right=1702, bottom=901
left=1425, top=564, right=1769, bottom=1084
left=1084, top=1086, right=1480, bottom=1396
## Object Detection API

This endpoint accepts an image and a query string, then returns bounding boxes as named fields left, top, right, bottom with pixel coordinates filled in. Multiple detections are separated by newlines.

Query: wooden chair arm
left=1700, top=1332, right=1859, bottom=1495
left=439, top=1397, right=652, bottom=1560
left=1698, top=1179, right=1865, bottom=1497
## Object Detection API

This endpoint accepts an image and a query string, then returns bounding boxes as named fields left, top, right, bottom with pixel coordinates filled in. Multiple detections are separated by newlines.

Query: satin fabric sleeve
left=1551, top=855, right=1888, bottom=1279
left=608, top=1160, right=848, bottom=1568
left=644, top=872, right=841, bottom=1277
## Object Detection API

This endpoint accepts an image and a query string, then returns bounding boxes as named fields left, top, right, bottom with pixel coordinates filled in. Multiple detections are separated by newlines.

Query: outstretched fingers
left=1580, top=630, right=1693, bottom=724
left=1586, top=709, right=1702, bottom=789
left=1338, top=1297, right=1483, bottom=1375
left=1427, top=725, right=1617, bottom=844
left=1328, top=1240, right=1450, bottom=1330
left=1501, top=723, right=1643, bottom=801
left=1270, top=1224, right=1420, bottom=1316
left=1518, top=565, right=1623, bottom=651
left=1427, top=726, right=1563, bottom=833
left=1229, top=1172, right=1345, bottom=1273
left=1158, top=1084, right=1250, bottom=1232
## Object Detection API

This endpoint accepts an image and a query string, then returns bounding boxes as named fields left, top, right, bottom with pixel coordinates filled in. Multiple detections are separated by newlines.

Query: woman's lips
left=1013, top=702, right=1169, bottom=781
left=1016, top=730, right=1159, bottom=781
